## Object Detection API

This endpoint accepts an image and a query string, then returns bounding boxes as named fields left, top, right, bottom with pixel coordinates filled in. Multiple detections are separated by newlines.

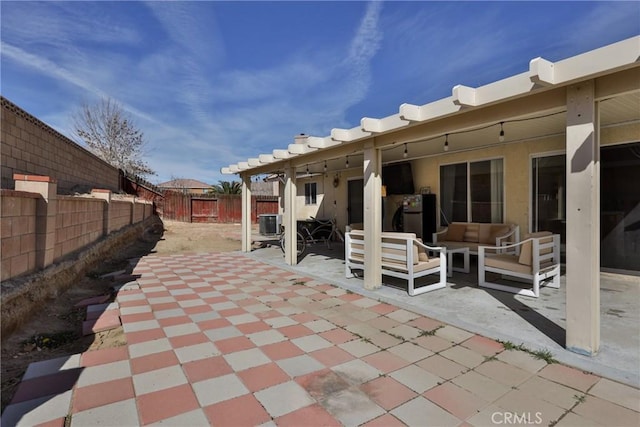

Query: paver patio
left=2, top=252, right=639, bottom=426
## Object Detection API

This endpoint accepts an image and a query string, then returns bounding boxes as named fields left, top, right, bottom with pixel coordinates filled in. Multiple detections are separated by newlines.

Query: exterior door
left=532, top=142, right=640, bottom=273
left=531, top=154, right=566, bottom=244
left=348, top=179, right=364, bottom=225
left=601, top=142, right=640, bottom=272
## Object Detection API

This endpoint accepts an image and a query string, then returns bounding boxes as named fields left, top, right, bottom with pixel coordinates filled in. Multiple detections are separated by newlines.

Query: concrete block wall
left=133, top=202, right=145, bottom=223
left=1, top=191, right=38, bottom=281
left=54, top=197, right=104, bottom=262
left=109, top=200, right=133, bottom=233
left=143, top=203, right=152, bottom=219
left=1, top=175, right=154, bottom=282
left=1, top=97, right=120, bottom=192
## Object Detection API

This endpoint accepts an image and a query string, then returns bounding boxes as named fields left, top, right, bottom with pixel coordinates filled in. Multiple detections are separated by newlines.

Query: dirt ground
left=0, top=219, right=245, bottom=412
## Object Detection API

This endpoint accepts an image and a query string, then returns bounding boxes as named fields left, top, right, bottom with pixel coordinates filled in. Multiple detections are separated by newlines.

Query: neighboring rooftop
left=157, top=178, right=212, bottom=189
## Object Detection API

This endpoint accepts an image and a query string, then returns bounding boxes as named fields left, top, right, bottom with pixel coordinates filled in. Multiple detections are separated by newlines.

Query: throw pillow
left=416, top=238, right=430, bottom=261
left=518, top=231, right=552, bottom=265
left=446, top=223, right=466, bottom=242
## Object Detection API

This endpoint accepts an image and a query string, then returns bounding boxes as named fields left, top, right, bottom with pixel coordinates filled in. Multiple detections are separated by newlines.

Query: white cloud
left=4, top=0, right=634, bottom=187
left=140, top=1, right=386, bottom=181
left=2, top=2, right=141, bottom=48
left=1, top=42, right=104, bottom=99
left=346, top=1, right=383, bottom=80
left=144, top=1, right=225, bottom=68
left=560, top=2, right=640, bottom=55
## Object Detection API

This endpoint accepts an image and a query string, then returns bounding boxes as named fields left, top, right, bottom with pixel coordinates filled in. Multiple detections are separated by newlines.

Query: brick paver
left=2, top=252, right=639, bottom=426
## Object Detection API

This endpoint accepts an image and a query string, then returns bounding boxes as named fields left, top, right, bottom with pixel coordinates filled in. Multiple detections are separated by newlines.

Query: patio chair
left=478, top=231, right=561, bottom=298
left=345, top=230, right=447, bottom=296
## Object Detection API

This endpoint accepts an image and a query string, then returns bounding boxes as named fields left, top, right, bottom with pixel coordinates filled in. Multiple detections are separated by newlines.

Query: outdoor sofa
left=432, top=222, right=520, bottom=255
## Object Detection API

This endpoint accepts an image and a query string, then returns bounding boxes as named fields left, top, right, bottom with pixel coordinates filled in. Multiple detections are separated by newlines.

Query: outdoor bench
left=345, top=230, right=447, bottom=296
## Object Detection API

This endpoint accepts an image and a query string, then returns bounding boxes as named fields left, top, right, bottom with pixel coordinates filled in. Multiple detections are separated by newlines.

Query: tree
left=210, top=180, right=242, bottom=194
left=72, top=98, right=155, bottom=177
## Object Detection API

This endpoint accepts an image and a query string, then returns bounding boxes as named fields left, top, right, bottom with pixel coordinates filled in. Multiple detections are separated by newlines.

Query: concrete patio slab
left=249, top=242, right=640, bottom=388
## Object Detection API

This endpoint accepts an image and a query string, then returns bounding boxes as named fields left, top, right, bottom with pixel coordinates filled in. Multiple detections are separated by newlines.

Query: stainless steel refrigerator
left=402, top=194, right=437, bottom=241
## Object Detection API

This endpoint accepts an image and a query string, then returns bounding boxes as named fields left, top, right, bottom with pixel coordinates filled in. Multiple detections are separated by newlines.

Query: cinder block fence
left=1, top=174, right=153, bottom=281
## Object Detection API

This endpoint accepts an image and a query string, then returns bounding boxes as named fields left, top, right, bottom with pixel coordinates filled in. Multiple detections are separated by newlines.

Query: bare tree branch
left=72, top=98, right=155, bottom=177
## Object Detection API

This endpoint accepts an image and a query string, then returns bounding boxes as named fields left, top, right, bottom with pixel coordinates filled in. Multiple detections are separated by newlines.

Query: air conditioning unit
left=259, top=214, right=282, bottom=235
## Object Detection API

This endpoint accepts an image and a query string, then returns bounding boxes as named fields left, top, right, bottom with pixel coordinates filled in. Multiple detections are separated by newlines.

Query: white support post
left=241, top=174, right=252, bottom=253
left=565, top=80, right=600, bottom=356
left=283, top=163, right=298, bottom=265
left=363, top=141, right=382, bottom=290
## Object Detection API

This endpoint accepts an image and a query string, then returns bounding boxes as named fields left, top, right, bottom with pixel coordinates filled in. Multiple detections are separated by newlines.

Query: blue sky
left=2, top=1, right=639, bottom=185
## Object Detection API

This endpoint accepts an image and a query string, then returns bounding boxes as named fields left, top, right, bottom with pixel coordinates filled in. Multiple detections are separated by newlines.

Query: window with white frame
left=440, top=158, right=504, bottom=224
left=304, top=182, right=317, bottom=205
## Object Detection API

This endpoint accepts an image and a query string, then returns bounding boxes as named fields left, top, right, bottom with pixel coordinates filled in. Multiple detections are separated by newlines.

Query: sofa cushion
left=382, top=256, right=440, bottom=274
left=446, top=223, right=466, bottom=242
left=518, top=231, right=553, bottom=266
left=478, top=224, right=493, bottom=244
left=485, top=254, right=532, bottom=275
left=414, top=257, right=440, bottom=272
left=489, top=225, right=511, bottom=243
left=463, top=223, right=479, bottom=243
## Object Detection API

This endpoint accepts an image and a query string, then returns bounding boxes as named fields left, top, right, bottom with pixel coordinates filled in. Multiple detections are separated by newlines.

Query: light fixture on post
left=499, top=122, right=505, bottom=142
left=403, top=143, right=408, bottom=158
left=324, top=160, right=327, bottom=173
left=444, top=134, right=449, bottom=152
left=346, top=155, right=349, bottom=168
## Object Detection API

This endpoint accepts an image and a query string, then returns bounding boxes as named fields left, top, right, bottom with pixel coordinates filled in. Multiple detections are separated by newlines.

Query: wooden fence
left=159, top=191, right=279, bottom=223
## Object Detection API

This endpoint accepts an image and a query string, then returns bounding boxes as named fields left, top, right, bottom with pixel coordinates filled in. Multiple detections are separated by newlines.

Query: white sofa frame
left=433, top=223, right=520, bottom=255
left=345, top=230, right=447, bottom=296
left=478, top=234, right=561, bottom=298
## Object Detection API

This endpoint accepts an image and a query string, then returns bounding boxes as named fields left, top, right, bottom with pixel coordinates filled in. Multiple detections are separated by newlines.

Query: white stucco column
left=363, top=141, right=382, bottom=290
left=241, top=174, right=252, bottom=253
left=283, top=163, right=298, bottom=265
left=565, top=80, right=600, bottom=356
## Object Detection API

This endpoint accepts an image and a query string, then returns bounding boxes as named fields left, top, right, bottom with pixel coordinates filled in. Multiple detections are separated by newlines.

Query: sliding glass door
left=601, top=142, right=640, bottom=272
left=531, top=154, right=566, bottom=244
left=531, top=143, right=639, bottom=272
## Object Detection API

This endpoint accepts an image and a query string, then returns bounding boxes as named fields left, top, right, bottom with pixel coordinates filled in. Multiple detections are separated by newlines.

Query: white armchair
left=478, top=232, right=561, bottom=298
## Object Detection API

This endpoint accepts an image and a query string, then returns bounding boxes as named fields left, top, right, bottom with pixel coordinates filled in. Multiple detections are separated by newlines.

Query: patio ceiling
left=222, top=37, right=640, bottom=177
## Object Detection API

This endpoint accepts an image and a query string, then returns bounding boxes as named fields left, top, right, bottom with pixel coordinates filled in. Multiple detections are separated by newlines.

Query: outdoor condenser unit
left=259, top=214, right=282, bottom=235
